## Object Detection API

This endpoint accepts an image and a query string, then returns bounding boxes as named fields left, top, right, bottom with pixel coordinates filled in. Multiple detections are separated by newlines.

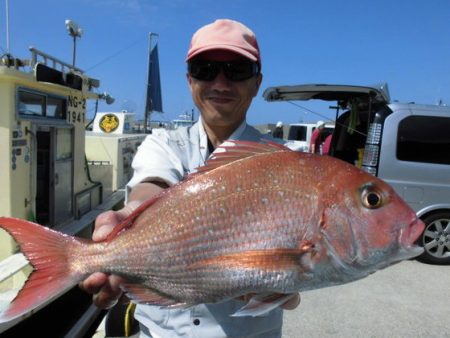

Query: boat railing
left=29, top=46, right=84, bottom=74
left=0, top=253, right=28, bottom=285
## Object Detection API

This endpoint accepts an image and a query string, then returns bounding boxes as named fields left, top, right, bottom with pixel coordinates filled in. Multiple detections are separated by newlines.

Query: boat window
left=397, top=115, right=450, bottom=165
left=56, top=128, right=73, bottom=160
left=47, top=96, right=66, bottom=118
left=17, top=89, right=67, bottom=120
left=18, top=91, right=45, bottom=116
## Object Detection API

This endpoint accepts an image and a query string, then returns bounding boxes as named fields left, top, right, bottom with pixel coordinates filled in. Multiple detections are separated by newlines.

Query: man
left=310, top=120, right=325, bottom=154
left=272, top=121, right=284, bottom=139
left=321, top=133, right=333, bottom=155
left=81, top=19, right=300, bottom=337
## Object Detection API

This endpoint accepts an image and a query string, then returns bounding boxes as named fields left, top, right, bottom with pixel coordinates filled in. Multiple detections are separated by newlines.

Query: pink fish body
left=0, top=141, right=424, bottom=322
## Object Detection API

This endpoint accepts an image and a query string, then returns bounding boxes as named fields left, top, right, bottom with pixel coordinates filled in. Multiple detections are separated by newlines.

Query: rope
left=124, top=302, right=137, bottom=337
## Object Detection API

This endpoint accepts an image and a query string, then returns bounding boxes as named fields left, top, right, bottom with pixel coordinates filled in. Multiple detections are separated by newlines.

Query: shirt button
left=193, top=319, right=200, bottom=326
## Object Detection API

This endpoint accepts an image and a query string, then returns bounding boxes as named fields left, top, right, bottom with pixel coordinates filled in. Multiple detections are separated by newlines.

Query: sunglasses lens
left=188, top=61, right=219, bottom=81
left=223, top=61, right=258, bottom=81
left=188, top=60, right=258, bottom=82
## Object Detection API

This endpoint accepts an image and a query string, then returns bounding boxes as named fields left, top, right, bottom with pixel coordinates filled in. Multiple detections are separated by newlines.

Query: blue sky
left=1, top=0, right=450, bottom=126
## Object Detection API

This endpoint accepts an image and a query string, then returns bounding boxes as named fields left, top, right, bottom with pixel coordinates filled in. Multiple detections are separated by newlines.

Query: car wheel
left=416, top=212, right=450, bottom=265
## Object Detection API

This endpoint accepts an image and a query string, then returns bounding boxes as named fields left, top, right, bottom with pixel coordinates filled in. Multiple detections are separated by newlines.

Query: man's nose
left=211, top=69, right=231, bottom=87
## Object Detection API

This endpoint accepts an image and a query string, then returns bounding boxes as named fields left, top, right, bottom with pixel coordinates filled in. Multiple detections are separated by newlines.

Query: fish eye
left=361, top=185, right=383, bottom=209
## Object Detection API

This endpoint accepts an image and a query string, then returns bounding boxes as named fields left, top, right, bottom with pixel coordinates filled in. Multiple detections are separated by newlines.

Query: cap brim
left=186, top=44, right=258, bottom=62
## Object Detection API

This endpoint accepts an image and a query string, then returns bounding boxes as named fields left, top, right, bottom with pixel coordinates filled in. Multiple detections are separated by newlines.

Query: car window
left=288, top=126, right=307, bottom=141
left=397, top=115, right=450, bottom=165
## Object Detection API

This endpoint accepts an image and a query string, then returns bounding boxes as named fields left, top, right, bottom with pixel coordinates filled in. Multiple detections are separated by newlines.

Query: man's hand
left=280, top=293, right=301, bottom=310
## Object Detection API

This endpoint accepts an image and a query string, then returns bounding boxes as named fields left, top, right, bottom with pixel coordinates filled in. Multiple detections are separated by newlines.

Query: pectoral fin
left=105, top=196, right=162, bottom=241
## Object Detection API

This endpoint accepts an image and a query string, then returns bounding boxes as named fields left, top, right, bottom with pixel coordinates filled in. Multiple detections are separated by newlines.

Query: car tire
left=416, top=212, right=450, bottom=265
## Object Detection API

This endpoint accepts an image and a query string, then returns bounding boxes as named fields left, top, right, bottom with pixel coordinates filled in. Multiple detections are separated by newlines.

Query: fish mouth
left=322, top=217, right=426, bottom=278
left=373, top=217, right=426, bottom=266
left=392, top=217, right=426, bottom=262
left=392, top=245, right=424, bottom=261
left=399, top=217, right=426, bottom=248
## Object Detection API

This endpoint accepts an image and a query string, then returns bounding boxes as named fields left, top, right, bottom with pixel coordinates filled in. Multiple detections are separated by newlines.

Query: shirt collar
left=227, top=119, right=247, bottom=140
left=197, top=117, right=248, bottom=158
left=197, top=116, right=209, bottom=160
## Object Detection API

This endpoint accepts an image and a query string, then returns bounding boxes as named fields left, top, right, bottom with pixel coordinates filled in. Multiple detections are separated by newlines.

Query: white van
left=264, top=84, right=450, bottom=264
left=285, top=122, right=334, bottom=152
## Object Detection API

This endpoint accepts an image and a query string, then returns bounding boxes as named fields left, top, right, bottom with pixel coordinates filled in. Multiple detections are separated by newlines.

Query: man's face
left=187, top=50, right=262, bottom=130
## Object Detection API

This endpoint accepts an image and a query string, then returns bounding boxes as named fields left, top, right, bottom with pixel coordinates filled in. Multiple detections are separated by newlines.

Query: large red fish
left=0, top=141, right=424, bottom=322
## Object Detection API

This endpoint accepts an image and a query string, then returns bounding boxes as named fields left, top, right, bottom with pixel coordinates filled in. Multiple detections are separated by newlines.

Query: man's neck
left=202, top=120, right=244, bottom=149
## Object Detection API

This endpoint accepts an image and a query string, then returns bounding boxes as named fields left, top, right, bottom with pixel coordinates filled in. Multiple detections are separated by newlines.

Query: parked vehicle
left=285, top=122, right=334, bottom=152
left=264, top=83, right=450, bottom=264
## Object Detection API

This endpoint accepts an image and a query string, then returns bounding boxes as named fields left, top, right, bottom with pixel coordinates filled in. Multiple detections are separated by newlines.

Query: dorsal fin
left=105, top=193, right=165, bottom=241
left=195, top=139, right=289, bottom=175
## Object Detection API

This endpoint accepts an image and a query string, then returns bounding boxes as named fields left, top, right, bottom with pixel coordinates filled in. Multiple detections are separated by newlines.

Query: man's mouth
left=208, top=96, right=234, bottom=104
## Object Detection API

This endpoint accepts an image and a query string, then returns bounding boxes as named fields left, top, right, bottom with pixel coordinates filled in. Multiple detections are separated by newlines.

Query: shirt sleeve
left=127, top=129, right=185, bottom=190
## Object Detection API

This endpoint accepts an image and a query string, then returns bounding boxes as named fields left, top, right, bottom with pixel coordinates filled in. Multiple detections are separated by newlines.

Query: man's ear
left=253, top=73, right=263, bottom=97
left=187, top=73, right=194, bottom=92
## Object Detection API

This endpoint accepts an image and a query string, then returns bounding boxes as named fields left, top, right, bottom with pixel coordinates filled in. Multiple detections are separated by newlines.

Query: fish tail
left=0, top=217, right=84, bottom=323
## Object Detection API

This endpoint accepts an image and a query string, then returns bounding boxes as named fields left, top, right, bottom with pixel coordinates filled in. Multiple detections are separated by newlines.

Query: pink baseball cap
left=186, top=19, right=261, bottom=67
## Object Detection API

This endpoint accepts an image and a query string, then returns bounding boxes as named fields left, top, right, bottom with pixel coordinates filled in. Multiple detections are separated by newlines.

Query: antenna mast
left=144, top=32, right=159, bottom=133
left=5, top=0, right=10, bottom=53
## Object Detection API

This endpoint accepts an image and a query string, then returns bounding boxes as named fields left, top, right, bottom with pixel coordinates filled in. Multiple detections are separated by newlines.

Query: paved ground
left=282, top=260, right=450, bottom=338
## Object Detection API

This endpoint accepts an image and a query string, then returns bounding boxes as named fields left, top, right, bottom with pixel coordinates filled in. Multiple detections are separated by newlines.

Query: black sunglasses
left=188, top=60, right=260, bottom=82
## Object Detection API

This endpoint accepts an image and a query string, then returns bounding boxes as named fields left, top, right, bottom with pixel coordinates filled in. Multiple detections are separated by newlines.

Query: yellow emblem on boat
left=99, top=114, right=119, bottom=133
